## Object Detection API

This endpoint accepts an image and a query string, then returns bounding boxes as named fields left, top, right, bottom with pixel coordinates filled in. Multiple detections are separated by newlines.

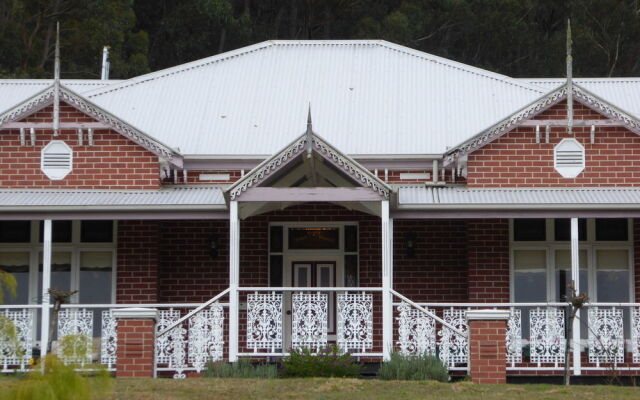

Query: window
left=0, top=221, right=116, bottom=305
left=554, top=138, right=585, bottom=178
left=41, top=140, right=73, bottom=180
left=288, top=227, right=340, bottom=249
left=511, top=218, right=632, bottom=303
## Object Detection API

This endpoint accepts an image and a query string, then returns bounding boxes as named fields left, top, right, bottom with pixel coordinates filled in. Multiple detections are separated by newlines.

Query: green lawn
left=2, top=377, right=640, bottom=400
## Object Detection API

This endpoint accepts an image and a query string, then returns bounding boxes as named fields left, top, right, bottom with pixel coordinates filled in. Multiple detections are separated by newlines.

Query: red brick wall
left=467, top=100, right=640, bottom=187
left=117, top=221, right=159, bottom=303
left=393, top=220, right=468, bottom=302
left=158, top=220, right=229, bottom=303
left=115, top=318, right=156, bottom=378
left=0, top=102, right=160, bottom=189
left=467, top=219, right=510, bottom=302
left=468, top=319, right=508, bottom=384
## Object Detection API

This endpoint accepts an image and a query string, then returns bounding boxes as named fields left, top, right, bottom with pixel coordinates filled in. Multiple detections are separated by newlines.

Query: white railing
left=239, top=287, right=383, bottom=358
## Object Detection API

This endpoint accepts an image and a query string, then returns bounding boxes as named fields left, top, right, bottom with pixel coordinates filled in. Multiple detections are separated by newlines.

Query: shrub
left=281, top=345, right=360, bottom=378
left=377, top=352, right=449, bottom=382
left=203, top=359, right=278, bottom=379
left=0, top=315, right=24, bottom=359
left=7, top=354, right=113, bottom=400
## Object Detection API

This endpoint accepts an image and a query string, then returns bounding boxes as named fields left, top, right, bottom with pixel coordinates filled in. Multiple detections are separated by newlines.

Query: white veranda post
left=381, top=200, right=393, bottom=360
left=40, top=219, right=52, bottom=358
left=570, top=217, right=581, bottom=374
left=229, top=201, right=240, bottom=362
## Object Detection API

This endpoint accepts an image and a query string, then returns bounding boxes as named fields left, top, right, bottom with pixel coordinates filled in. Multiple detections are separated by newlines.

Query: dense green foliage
left=203, top=359, right=279, bottom=378
left=2, top=1, right=640, bottom=78
left=377, top=352, right=449, bottom=382
left=3, top=354, right=112, bottom=400
left=281, top=346, right=361, bottom=378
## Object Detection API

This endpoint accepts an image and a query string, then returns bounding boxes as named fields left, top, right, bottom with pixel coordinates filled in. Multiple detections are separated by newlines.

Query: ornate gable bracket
left=227, top=131, right=391, bottom=201
left=443, top=86, right=568, bottom=166
left=444, top=83, right=640, bottom=167
left=0, top=84, right=183, bottom=167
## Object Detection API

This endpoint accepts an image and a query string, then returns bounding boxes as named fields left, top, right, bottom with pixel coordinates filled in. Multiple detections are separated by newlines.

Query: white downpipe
left=40, top=220, right=52, bottom=359
left=570, top=217, right=581, bottom=375
left=229, top=201, right=240, bottom=362
left=381, top=200, right=393, bottom=361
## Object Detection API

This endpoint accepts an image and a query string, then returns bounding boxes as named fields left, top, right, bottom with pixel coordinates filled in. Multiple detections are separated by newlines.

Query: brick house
left=1, top=40, right=640, bottom=382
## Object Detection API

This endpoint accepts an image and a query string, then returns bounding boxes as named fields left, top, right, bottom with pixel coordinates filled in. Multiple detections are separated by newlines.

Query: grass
left=2, top=376, right=640, bottom=400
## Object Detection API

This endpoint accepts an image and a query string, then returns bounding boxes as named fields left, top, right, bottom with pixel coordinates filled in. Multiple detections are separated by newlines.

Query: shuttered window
left=554, top=138, right=585, bottom=178
left=41, top=140, right=72, bottom=180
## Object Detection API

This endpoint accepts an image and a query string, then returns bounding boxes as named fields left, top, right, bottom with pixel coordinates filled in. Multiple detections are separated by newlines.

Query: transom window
left=511, top=218, right=632, bottom=303
left=0, top=220, right=116, bottom=305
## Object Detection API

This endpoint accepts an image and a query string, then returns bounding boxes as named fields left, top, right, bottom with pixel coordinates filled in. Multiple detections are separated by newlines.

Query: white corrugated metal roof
left=0, top=186, right=224, bottom=210
left=523, top=78, right=640, bottom=118
left=0, top=79, right=120, bottom=114
left=398, top=186, right=640, bottom=208
left=82, top=40, right=544, bottom=156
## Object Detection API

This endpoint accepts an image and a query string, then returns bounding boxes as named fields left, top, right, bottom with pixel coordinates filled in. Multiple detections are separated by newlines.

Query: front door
left=285, top=259, right=338, bottom=347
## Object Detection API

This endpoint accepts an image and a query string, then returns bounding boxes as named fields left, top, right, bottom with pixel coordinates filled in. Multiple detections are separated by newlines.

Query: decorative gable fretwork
left=0, top=84, right=182, bottom=167
left=227, top=133, right=391, bottom=201
left=444, top=83, right=640, bottom=166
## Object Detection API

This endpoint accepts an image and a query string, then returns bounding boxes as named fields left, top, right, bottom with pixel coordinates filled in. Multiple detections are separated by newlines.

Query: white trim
left=466, top=309, right=510, bottom=320
left=112, top=307, right=158, bottom=320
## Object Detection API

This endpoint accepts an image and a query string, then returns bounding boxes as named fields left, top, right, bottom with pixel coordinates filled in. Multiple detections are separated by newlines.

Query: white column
left=570, top=217, right=581, bottom=375
left=381, top=200, right=393, bottom=361
left=229, top=201, right=240, bottom=362
left=40, top=219, right=52, bottom=357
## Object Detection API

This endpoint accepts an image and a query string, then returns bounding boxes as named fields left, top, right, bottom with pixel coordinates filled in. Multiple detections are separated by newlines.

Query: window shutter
left=554, top=138, right=585, bottom=178
left=41, top=140, right=73, bottom=180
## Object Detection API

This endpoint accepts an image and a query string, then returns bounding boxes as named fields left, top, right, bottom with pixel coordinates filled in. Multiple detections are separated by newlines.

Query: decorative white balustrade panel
left=247, top=293, right=283, bottom=351
left=633, top=308, right=640, bottom=364
left=588, top=307, right=624, bottom=365
left=188, top=303, right=225, bottom=373
left=396, top=303, right=436, bottom=356
left=292, top=293, right=328, bottom=351
left=156, top=309, right=181, bottom=364
left=57, top=309, right=93, bottom=366
left=337, top=293, right=373, bottom=352
left=529, top=308, right=565, bottom=365
left=438, top=308, right=468, bottom=366
left=0, top=309, right=34, bottom=370
left=100, top=310, right=117, bottom=368
left=506, top=309, right=522, bottom=365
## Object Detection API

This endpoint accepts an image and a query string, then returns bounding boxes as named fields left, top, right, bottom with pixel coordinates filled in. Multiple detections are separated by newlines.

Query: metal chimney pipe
left=101, top=46, right=110, bottom=80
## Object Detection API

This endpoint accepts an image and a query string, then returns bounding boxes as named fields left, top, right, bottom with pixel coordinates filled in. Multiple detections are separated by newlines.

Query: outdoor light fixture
left=209, top=236, right=219, bottom=258
left=405, top=232, right=417, bottom=258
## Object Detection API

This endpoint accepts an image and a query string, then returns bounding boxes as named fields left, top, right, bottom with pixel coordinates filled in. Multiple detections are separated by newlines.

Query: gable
left=466, top=99, right=640, bottom=187
left=0, top=101, right=161, bottom=189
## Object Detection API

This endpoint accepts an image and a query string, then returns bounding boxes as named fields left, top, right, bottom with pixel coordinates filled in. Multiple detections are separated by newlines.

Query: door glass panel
left=513, top=250, right=546, bottom=302
left=0, top=252, right=30, bottom=304
left=344, top=255, right=358, bottom=287
left=294, top=264, right=311, bottom=287
left=596, top=249, right=630, bottom=302
left=317, top=264, right=333, bottom=287
left=38, top=252, right=72, bottom=302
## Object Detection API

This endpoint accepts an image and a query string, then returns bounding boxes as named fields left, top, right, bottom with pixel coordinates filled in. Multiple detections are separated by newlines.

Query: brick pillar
left=113, top=308, right=158, bottom=378
left=467, top=309, right=510, bottom=384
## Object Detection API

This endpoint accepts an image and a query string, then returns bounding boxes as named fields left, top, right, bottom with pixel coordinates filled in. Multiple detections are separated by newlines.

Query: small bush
left=281, top=345, right=360, bottom=378
left=203, top=359, right=278, bottom=379
left=377, top=352, right=449, bottom=382
left=7, top=354, right=113, bottom=400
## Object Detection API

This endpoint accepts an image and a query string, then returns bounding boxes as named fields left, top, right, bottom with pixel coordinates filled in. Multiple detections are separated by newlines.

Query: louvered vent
left=41, top=141, right=73, bottom=180
left=554, top=138, right=585, bottom=178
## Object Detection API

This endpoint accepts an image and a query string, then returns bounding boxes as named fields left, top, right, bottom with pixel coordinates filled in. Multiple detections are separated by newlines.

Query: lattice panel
left=0, top=309, right=34, bottom=369
left=100, top=310, right=117, bottom=368
left=188, top=303, right=225, bottom=373
left=57, top=309, right=93, bottom=366
left=156, top=309, right=182, bottom=364
left=588, top=307, right=624, bottom=365
left=633, top=308, right=640, bottom=364
left=506, top=309, right=522, bottom=365
left=396, top=303, right=436, bottom=356
left=337, top=293, right=373, bottom=352
left=529, top=308, right=566, bottom=365
left=292, top=293, right=328, bottom=351
left=247, top=293, right=283, bottom=351
left=438, top=308, right=468, bottom=366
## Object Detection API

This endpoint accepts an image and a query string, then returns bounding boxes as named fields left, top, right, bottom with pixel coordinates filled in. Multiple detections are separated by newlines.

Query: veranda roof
left=398, top=186, right=640, bottom=209
left=0, top=186, right=225, bottom=212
